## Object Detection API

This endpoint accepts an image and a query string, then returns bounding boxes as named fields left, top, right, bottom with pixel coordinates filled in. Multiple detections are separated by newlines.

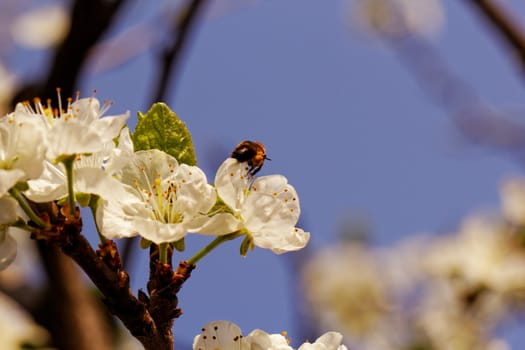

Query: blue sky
left=72, top=0, right=525, bottom=346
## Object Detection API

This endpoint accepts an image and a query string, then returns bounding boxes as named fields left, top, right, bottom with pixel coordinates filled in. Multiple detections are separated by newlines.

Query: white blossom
left=193, top=320, right=346, bottom=350
left=213, top=158, right=310, bottom=254
left=0, top=111, right=47, bottom=194
left=244, top=328, right=293, bottom=350
left=25, top=127, right=133, bottom=202
left=96, top=149, right=220, bottom=243
left=17, top=95, right=129, bottom=161
left=193, top=320, right=247, bottom=350
left=298, top=332, right=347, bottom=350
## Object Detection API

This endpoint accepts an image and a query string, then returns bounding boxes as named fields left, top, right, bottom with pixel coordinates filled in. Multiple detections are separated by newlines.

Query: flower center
left=132, top=174, right=184, bottom=224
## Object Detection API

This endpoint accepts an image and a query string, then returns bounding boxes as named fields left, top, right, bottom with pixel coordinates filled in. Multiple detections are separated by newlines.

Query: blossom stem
left=159, top=243, right=169, bottom=264
left=88, top=194, right=107, bottom=243
left=60, top=154, right=78, bottom=216
left=188, top=232, right=242, bottom=265
left=8, top=188, right=48, bottom=229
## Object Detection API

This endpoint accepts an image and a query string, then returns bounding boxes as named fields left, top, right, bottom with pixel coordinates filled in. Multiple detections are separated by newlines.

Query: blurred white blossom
left=425, top=214, right=525, bottom=298
left=301, top=216, right=522, bottom=350
left=417, top=281, right=510, bottom=350
left=0, top=291, right=51, bottom=348
left=0, top=62, right=17, bottom=115
left=10, top=4, right=69, bottom=49
left=500, top=177, right=525, bottom=226
left=350, top=0, right=445, bottom=38
left=301, top=242, right=403, bottom=349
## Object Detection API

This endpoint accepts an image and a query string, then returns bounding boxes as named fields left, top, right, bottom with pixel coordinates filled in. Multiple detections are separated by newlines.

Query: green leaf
left=133, top=103, right=197, bottom=165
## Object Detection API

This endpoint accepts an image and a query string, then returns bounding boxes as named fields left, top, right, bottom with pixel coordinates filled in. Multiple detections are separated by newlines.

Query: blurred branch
left=151, top=0, right=209, bottom=102
left=388, top=35, right=525, bottom=159
left=13, top=0, right=128, bottom=102
left=463, top=0, right=525, bottom=75
left=36, top=243, right=113, bottom=350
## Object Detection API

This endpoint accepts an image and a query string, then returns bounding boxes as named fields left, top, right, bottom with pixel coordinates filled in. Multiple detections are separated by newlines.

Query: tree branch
left=31, top=201, right=194, bottom=350
left=151, top=0, right=209, bottom=102
left=387, top=35, right=525, bottom=161
left=463, top=0, right=525, bottom=74
left=13, top=0, right=128, bottom=103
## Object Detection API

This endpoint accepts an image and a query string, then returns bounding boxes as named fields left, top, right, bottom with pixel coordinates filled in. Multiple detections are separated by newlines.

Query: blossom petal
left=0, top=228, right=17, bottom=271
left=0, top=196, right=18, bottom=224
left=35, top=97, right=129, bottom=159
left=96, top=190, right=151, bottom=240
left=251, top=175, right=301, bottom=223
left=298, top=332, right=347, bottom=350
left=121, top=149, right=179, bottom=190
left=253, top=227, right=310, bottom=254
left=0, top=169, right=25, bottom=195
left=25, top=161, right=66, bottom=202
left=193, top=320, right=246, bottom=350
left=0, top=113, right=47, bottom=186
left=188, top=213, right=243, bottom=235
left=215, top=158, right=250, bottom=212
left=74, top=167, right=135, bottom=200
left=133, top=218, right=189, bottom=244
left=245, top=329, right=293, bottom=350
left=105, top=127, right=134, bottom=175
left=175, top=164, right=216, bottom=215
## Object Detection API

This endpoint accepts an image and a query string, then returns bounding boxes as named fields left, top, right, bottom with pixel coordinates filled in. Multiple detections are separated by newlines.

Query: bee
left=230, top=140, right=270, bottom=176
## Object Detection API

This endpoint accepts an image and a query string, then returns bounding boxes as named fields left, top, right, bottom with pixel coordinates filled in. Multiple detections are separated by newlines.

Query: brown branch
left=463, top=0, right=525, bottom=74
left=13, top=0, right=128, bottom=103
left=31, top=201, right=194, bottom=350
left=151, top=0, right=209, bottom=102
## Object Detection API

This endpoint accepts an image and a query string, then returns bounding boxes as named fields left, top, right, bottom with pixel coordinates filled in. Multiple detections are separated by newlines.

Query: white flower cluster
left=301, top=176, right=525, bottom=350
left=0, top=95, right=310, bottom=269
left=193, top=320, right=347, bottom=350
left=96, top=154, right=310, bottom=253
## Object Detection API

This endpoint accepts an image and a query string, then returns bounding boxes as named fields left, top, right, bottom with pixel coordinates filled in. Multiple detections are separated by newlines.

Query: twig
left=387, top=35, right=525, bottom=158
left=151, top=0, right=209, bottom=102
left=463, top=0, right=525, bottom=74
